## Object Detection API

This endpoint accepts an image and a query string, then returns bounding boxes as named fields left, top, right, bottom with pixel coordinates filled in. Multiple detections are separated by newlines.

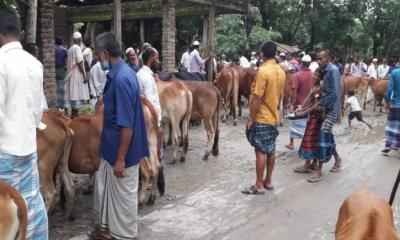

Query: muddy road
left=49, top=109, right=400, bottom=240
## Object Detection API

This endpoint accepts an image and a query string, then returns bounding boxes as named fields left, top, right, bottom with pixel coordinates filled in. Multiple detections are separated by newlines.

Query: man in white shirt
left=250, top=52, right=258, bottom=65
left=67, top=32, right=89, bottom=118
left=239, top=54, right=251, bottom=68
left=378, top=58, right=390, bottom=78
left=89, top=60, right=107, bottom=108
left=137, top=47, right=162, bottom=126
left=180, top=48, right=190, bottom=71
left=189, top=40, right=209, bottom=73
left=350, top=58, right=366, bottom=76
left=0, top=11, right=48, bottom=239
left=366, top=58, right=378, bottom=102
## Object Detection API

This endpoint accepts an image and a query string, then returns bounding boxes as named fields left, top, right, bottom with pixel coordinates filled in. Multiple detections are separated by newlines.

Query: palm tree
left=25, top=0, right=38, bottom=43
left=162, top=0, right=176, bottom=72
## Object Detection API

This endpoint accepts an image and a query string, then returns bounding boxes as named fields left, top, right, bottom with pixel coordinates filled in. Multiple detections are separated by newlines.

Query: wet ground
left=49, top=108, right=400, bottom=240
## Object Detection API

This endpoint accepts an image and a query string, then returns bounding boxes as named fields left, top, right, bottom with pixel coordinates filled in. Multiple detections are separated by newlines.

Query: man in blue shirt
left=55, top=36, right=69, bottom=114
left=91, top=32, right=149, bottom=240
left=382, top=68, right=400, bottom=155
left=308, top=50, right=342, bottom=183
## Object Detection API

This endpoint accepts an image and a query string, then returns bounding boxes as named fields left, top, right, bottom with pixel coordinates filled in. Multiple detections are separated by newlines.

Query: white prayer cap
left=251, top=52, right=256, bottom=55
left=72, top=32, right=82, bottom=40
left=301, top=55, right=312, bottom=62
left=125, top=47, right=135, bottom=55
left=193, top=40, right=200, bottom=46
left=279, top=52, right=286, bottom=57
left=372, top=58, right=378, bottom=62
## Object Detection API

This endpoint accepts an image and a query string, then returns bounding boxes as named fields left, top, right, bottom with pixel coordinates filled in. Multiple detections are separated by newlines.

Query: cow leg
left=170, top=119, right=180, bottom=164
left=40, top=170, right=57, bottom=213
left=202, top=118, right=215, bottom=161
left=238, top=97, right=242, bottom=117
left=167, top=123, right=172, bottom=146
left=221, top=98, right=228, bottom=123
left=180, top=117, right=189, bottom=162
left=83, top=173, right=95, bottom=195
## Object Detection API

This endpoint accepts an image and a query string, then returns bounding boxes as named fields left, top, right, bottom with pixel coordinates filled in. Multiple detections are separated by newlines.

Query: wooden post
left=202, top=15, right=208, bottom=56
left=207, top=4, right=215, bottom=82
left=140, top=20, right=145, bottom=49
left=25, top=0, right=38, bottom=43
left=113, top=0, right=122, bottom=45
left=162, top=0, right=176, bottom=72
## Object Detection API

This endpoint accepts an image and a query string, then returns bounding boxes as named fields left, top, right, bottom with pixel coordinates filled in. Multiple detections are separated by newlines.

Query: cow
left=369, top=78, right=388, bottom=112
left=232, top=65, right=257, bottom=117
left=37, top=111, right=75, bottom=219
left=342, top=76, right=369, bottom=111
left=336, top=189, right=398, bottom=240
left=182, top=80, right=221, bottom=160
left=0, top=181, right=27, bottom=240
left=156, top=78, right=193, bottom=163
left=68, top=97, right=164, bottom=205
left=215, top=66, right=239, bottom=125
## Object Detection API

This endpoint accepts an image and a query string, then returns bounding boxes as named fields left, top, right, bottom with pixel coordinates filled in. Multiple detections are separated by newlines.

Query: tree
left=25, top=0, right=37, bottom=43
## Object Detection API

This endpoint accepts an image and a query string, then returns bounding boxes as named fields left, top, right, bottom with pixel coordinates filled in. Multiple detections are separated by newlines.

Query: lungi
left=298, top=112, right=324, bottom=160
left=316, top=111, right=338, bottom=163
left=94, top=159, right=139, bottom=240
left=385, top=107, right=400, bottom=148
left=290, top=117, right=308, bottom=139
left=70, top=100, right=87, bottom=110
left=0, top=152, right=48, bottom=240
left=246, top=122, right=279, bottom=155
left=56, top=68, right=70, bottom=108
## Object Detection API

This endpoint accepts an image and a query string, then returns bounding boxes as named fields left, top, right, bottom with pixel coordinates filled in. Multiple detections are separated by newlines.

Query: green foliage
left=249, top=25, right=281, bottom=48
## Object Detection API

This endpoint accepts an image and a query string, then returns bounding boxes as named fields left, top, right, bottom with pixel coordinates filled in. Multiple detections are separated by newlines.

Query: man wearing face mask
left=0, top=11, right=48, bottom=239
left=90, top=32, right=149, bottom=240
left=67, top=31, right=89, bottom=118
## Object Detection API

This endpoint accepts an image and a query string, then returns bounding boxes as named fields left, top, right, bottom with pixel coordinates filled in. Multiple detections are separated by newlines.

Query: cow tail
left=183, top=89, right=193, bottom=155
left=212, top=86, right=221, bottom=156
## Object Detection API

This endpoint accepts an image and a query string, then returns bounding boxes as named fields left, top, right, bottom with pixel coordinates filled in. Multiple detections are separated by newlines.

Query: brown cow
left=156, top=78, right=193, bottom=163
left=232, top=65, right=257, bottom=117
left=68, top=97, right=164, bottom=204
left=0, top=181, right=27, bottom=240
left=336, top=189, right=398, bottom=240
left=216, top=66, right=239, bottom=125
left=37, top=111, right=75, bottom=219
left=342, top=76, right=369, bottom=110
left=369, top=79, right=388, bottom=112
left=182, top=80, right=221, bottom=160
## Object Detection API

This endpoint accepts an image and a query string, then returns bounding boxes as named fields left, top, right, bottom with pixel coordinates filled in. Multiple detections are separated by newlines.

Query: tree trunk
left=162, top=0, right=176, bottom=72
left=38, top=0, right=56, bottom=107
left=258, top=0, right=269, bottom=29
left=25, top=0, right=38, bottom=43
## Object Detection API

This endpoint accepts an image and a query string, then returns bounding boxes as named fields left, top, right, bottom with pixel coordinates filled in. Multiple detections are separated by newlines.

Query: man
left=378, top=58, right=390, bottom=78
left=0, top=11, right=48, bottom=239
left=67, top=31, right=89, bottom=118
left=189, top=40, right=206, bottom=72
left=382, top=68, right=400, bottom=156
left=139, top=42, right=151, bottom=66
left=350, top=57, right=365, bottom=76
left=250, top=51, right=258, bottom=65
left=309, top=52, right=319, bottom=73
left=333, top=56, right=344, bottom=76
left=309, top=50, right=342, bottom=182
left=180, top=47, right=190, bottom=71
left=242, top=41, right=285, bottom=194
left=366, top=58, right=379, bottom=103
left=89, top=56, right=107, bottom=108
left=239, top=52, right=251, bottom=68
left=55, top=36, right=69, bottom=114
left=344, top=57, right=353, bottom=75
left=125, top=47, right=140, bottom=72
left=285, top=55, right=315, bottom=150
left=91, top=32, right=149, bottom=240
left=137, top=47, right=162, bottom=126
left=220, top=54, right=229, bottom=66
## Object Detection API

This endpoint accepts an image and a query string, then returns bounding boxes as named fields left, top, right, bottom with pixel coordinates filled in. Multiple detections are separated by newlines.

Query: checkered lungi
left=0, top=152, right=48, bottom=240
left=246, top=122, right=279, bottom=155
left=56, top=68, right=70, bottom=108
left=298, top=110, right=324, bottom=160
left=70, top=100, right=87, bottom=110
left=315, top=111, right=338, bottom=163
left=385, top=107, right=400, bottom=148
left=290, top=117, right=308, bottom=139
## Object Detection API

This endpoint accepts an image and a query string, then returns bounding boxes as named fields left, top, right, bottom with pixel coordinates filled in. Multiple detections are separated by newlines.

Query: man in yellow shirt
left=243, top=41, right=285, bottom=194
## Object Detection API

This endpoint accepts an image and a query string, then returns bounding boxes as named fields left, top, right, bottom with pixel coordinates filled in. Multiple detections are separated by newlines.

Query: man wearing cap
left=378, top=58, right=390, bottom=78
left=250, top=52, right=257, bottom=65
left=285, top=55, right=315, bottom=150
left=239, top=52, right=251, bottom=68
left=366, top=58, right=379, bottom=103
left=278, top=52, right=288, bottom=70
left=67, top=31, right=89, bottom=118
left=180, top=47, right=190, bottom=71
left=189, top=40, right=209, bottom=75
left=126, top=47, right=140, bottom=72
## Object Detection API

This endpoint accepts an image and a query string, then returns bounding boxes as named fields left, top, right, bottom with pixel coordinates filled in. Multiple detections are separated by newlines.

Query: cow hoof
left=222, top=119, right=226, bottom=123
left=233, top=121, right=237, bottom=126
left=147, top=195, right=156, bottom=206
left=180, top=156, right=186, bottom=162
left=202, top=153, right=209, bottom=161
left=212, top=148, right=219, bottom=156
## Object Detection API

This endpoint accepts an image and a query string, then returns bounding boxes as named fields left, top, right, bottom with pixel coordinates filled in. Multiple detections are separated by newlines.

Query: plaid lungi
left=246, top=122, right=279, bottom=155
left=385, top=108, right=400, bottom=148
left=316, top=111, right=338, bottom=163
left=56, top=68, right=70, bottom=108
left=70, top=100, right=87, bottom=110
left=290, top=117, right=308, bottom=139
left=0, top=152, right=48, bottom=240
left=298, top=112, right=324, bottom=160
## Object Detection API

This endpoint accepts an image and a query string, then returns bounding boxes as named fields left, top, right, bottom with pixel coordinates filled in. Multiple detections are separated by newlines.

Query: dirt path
left=50, top=109, right=400, bottom=240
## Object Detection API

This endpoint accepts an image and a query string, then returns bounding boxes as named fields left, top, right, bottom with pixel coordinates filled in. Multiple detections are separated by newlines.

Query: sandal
left=87, top=227, right=112, bottom=240
left=285, top=145, right=294, bottom=150
left=307, top=175, right=323, bottom=183
left=330, top=165, right=341, bottom=173
left=242, top=185, right=265, bottom=195
left=263, top=182, right=274, bottom=190
left=294, top=165, right=312, bottom=173
left=382, top=148, right=391, bottom=154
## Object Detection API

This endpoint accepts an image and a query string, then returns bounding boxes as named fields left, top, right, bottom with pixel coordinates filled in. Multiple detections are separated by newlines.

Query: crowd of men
left=3, top=8, right=400, bottom=239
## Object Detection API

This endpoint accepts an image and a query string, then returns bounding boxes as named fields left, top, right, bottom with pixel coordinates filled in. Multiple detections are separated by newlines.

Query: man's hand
left=114, top=158, right=125, bottom=178
left=384, top=101, right=391, bottom=111
left=246, top=118, right=253, bottom=130
left=289, top=105, right=294, bottom=113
